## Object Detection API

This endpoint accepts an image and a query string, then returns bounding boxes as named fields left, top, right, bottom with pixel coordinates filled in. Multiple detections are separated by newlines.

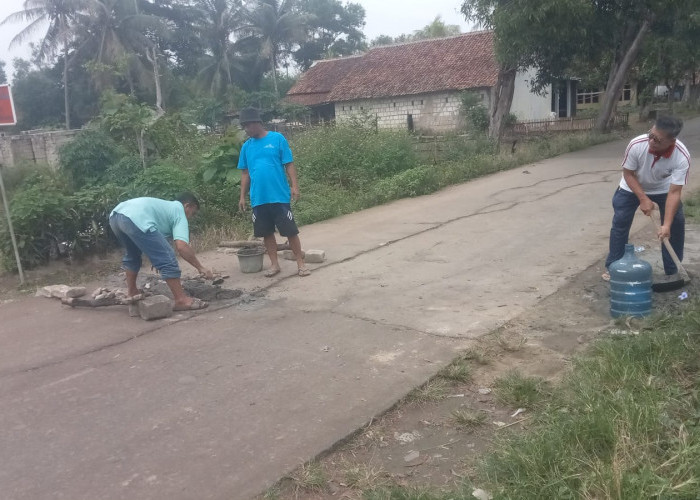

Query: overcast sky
left=0, top=0, right=472, bottom=80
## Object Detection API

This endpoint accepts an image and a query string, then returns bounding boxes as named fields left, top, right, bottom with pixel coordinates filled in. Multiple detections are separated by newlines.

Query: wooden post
left=0, top=164, right=25, bottom=285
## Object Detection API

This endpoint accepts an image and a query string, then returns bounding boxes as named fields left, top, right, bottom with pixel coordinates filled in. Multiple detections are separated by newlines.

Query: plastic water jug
left=609, top=244, right=652, bottom=318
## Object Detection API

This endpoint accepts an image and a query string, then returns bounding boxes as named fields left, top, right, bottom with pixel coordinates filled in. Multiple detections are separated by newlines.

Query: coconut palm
left=80, top=0, right=168, bottom=99
left=1, top=0, right=89, bottom=129
left=239, top=0, right=309, bottom=96
left=193, top=0, right=243, bottom=96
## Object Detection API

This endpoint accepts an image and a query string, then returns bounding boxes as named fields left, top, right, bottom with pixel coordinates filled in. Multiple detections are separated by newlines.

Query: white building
left=286, top=31, right=576, bottom=133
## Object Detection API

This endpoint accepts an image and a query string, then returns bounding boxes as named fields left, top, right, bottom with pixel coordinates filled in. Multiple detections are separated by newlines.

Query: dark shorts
left=252, top=203, right=299, bottom=238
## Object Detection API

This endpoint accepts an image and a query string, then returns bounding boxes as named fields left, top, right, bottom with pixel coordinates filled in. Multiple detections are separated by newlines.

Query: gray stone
left=138, top=295, right=173, bottom=321
left=39, top=285, right=87, bottom=299
left=280, top=249, right=305, bottom=261
left=305, top=249, right=326, bottom=264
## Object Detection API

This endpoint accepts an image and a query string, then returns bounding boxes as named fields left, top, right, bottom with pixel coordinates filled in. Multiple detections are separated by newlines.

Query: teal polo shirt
left=111, top=198, right=190, bottom=243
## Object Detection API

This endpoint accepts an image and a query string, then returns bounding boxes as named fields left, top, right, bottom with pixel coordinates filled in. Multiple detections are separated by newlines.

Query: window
left=411, top=100, right=415, bottom=106
left=445, top=98, right=449, bottom=103
left=349, top=105, right=353, bottom=111
left=420, top=99, right=424, bottom=105
left=619, top=84, right=632, bottom=102
left=576, top=89, right=601, bottom=105
left=342, top=105, right=345, bottom=111
left=360, top=106, right=364, bottom=110
left=393, top=102, right=396, bottom=107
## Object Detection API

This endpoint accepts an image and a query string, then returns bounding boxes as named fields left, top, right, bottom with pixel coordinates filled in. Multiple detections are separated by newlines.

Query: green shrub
left=461, top=91, right=489, bottom=132
left=132, top=161, right=196, bottom=199
left=292, top=126, right=418, bottom=189
left=367, top=166, right=441, bottom=204
left=59, top=129, right=123, bottom=188
left=105, top=155, right=143, bottom=184
left=0, top=177, right=123, bottom=269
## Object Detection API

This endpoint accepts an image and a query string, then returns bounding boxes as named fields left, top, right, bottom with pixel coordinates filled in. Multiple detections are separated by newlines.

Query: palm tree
left=80, top=0, right=167, bottom=99
left=239, top=0, right=308, bottom=96
left=193, top=0, right=242, bottom=97
left=1, top=0, right=88, bottom=129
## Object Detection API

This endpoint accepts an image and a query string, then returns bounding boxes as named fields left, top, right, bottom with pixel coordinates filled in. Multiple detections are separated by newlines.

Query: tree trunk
left=595, top=18, right=651, bottom=132
left=146, top=46, right=164, bottom=116
left=488, top=66, right=517, bottom=141
left=270, top=53, right=279, bottom=97
left=63, top=44, right=71, bottom=130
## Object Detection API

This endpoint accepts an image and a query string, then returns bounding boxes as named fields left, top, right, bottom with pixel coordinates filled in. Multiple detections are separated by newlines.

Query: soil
left=266, top=224, right=700, bottom=500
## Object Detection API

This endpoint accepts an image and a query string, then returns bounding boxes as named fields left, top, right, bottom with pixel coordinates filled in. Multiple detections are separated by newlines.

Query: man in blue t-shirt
left=109, top=192, right=213, bottom=310
left=237, top=107, right=309, bottom=277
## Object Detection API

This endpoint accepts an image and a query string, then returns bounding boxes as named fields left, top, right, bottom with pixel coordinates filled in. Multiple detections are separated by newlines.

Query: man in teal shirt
left=237, top=107, right=309, bottom=277
left=109, top=192, right=213, bottom=310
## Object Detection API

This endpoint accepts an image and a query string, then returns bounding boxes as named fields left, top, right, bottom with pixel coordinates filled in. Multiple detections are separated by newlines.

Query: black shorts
left=252, top=203, right=299, bottom=237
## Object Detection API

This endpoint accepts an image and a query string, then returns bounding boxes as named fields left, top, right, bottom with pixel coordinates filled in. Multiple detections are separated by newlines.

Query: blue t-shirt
left=111, top=198, right=190, bottom=243
left=237, top=131, right=293, bottom=207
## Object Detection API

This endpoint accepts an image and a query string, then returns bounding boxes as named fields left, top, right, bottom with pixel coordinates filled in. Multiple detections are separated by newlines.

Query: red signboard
left=0, top=85, right=17, bottom=126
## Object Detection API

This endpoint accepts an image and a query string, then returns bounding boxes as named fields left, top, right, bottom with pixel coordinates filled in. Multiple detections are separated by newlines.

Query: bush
left=292, top=125, right=418, bottom=189
left=132, top=161, right=196, bottom=199
left=59, top=129, right=123, bottom=188
left=0, top=176, right=124, bottom=269
left=105, top=155, right=143, bottom=184
left=461, top=91, right=489, bottom=133
left=367, top=166, right=441, bottom=205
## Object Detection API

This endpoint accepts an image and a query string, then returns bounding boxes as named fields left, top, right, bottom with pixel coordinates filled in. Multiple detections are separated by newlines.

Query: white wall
left=510, top=67, right=552, bottom=121
left=334, top=90, right=488, bottom=133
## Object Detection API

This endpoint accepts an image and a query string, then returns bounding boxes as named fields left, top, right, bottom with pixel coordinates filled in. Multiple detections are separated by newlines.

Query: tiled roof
left=286, top=31, right=499, bottom=106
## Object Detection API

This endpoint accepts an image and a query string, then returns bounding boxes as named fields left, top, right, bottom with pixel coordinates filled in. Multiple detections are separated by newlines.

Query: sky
left=0, top=0, right=472, bottom=80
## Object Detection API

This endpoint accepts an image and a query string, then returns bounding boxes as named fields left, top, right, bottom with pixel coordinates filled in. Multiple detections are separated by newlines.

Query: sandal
left=298, top=268, right=311, bottom=277
left=173, top=297, right=209, bottom=311
left=265, top=267, right=281, bottom=278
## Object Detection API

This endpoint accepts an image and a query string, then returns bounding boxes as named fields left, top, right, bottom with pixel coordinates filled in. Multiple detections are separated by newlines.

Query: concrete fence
left=0, top=129, right=78, bottom=169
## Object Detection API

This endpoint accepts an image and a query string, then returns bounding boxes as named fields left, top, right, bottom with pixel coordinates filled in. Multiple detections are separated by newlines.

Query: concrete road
left=2, top=119, right=699, bottom=499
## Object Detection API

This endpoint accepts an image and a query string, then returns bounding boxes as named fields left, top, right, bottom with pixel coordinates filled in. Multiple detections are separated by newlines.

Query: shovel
left=649, top=205, right=690, bottom=292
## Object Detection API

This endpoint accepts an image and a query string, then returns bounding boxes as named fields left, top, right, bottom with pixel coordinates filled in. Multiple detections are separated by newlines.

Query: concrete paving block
left=305, top=249, right=326, bottom=263
left=138, top=295, right=173, bottom=321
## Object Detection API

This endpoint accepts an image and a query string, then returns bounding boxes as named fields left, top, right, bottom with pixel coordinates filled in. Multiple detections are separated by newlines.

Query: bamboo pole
left=0, top=164, right=25, bottom=285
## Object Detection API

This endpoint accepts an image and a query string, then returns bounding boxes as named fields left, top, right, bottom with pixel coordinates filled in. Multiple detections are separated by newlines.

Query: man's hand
left=238, top=198, right=246, bottom=212
left=291, top=185, right=300, bottom=201
left=199, top=267, right=214, bottom=280
left=639, top=197, right=654, bottom=215
left=658, top=225, right=671, bottom=241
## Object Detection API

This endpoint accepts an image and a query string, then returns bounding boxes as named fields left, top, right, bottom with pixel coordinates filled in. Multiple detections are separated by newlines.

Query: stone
left=128, top=304, right=140, bottom=317
left=39, top=285, right=87, bottom=299
left=304, top=249, right=325, bottom=264
left=138, top=295, right=173, bottom=321
left=280, top=249, right=305, bottom=261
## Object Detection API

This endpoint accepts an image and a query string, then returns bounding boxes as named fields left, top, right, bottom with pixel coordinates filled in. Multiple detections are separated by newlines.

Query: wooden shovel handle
left=649, top=204, right=686, bottom=276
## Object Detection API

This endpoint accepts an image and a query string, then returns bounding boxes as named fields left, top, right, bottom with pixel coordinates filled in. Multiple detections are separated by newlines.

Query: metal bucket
left=236, top=246, right=265, bottom=273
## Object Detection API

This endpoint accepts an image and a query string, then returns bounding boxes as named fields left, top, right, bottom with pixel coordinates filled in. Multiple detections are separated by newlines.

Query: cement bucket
left=237, top=246, right=265, bottom=273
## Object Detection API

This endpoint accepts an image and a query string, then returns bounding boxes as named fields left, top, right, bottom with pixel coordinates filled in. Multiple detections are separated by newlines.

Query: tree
left=239, top=0, right=309, bottom=96
left=192, top=0, right=242, bottom=97
left=79, top=0, right=168, bottom=99
left=412, top=16, right=460, bottom=40
left=1, top=0, right=88, bottom=129
left=0, top=61, right=7, bottom=84
left=293, top=0, right=366, bottom=70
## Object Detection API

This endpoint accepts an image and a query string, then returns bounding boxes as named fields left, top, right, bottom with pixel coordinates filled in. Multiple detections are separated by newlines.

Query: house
left=286, top=31, right=576, bottom=133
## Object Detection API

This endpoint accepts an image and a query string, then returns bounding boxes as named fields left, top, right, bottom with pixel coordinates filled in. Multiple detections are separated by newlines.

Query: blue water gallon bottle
left=610, top=243, right=652, bottom=318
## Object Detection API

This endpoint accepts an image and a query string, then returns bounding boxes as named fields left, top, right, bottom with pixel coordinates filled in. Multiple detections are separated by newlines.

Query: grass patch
left=438, top=359, right=472, bottom=383
left=342, top=462, right=391, bottom=490
left=285, top=461, right=327, bottom=494
left=492, top=370, right=549, bottom=409
left=405, top=379, right=448, bottom=403
left=451, top=409, right=487, bottom=430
